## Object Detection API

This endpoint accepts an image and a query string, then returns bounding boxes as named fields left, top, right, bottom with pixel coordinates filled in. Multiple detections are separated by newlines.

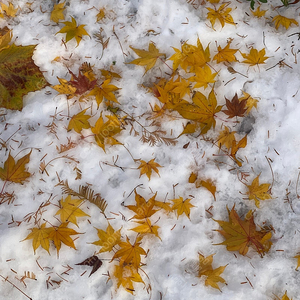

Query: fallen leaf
left=111, top=236, right=146, bottom=269
left=48, top=222, right=80, bottom=256
left=0, top=27, right=12, bottom=51
left=56, top=16, right=90, bottom=46
left=246, top=175, right=272, bottom=207
left=0, top=2, right=18, bottom=18
left=91, top=114, right=123, bottom=151
left=130, top=218, right=161, bottom=240
left=76, top=256, right=102, bottom=277
left=239, top=91, right=258, bottom=114
left=206, top=4, right=235, bottom=28
left=223, top=93, right=247, bottom=118
left=230, top=135, right=247, bottom=167
left=51, top=77, right=77, bottom=97
left=0, top=42, right=48, bottom=110
left=189, top=65, right=217, bottom=89
left=67, top=108, right=91, bottom=133
left=113, top=263, right=144, bottom=294
left=138, top=158, right=162, bottom=180
left=55, top=195, right=90, bottom=226
left=23, top=223, right=54, bottom=254
left=175, top=89, right=222, bottom=134
left=217, top=126, right=236, bottom=149
left=128, top=42, right=166, bottom=74
left=213, top=42, right=238, bottom=63
left=88, top=79, right=120, bottom=107
left=241, top=48, right=269, bottom=66
left=68, top=67, right=97, bottom=95
left=196, top=179, right=217, bottom=201
left=0, top=151, right=31, bottom=183
left=294, top=254, right=300, bottom=270
left=272, top=15, right=298, bottom=30
left=50, top=1, right=65, bottom=23
left=214, top=206, right=272, bottom=255
left=198, top=253, right=226, bottom=290
left=92, top=223, right=122, bottom=253
left=171, top=197, right=195, bottom=219
left=127, top=192, right=158, bottom=219
left=251, top=6, right=267, bottom=18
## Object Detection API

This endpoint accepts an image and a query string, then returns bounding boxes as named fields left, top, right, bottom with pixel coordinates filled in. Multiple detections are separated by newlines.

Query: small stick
left=0, top=275, right=32, bottom=300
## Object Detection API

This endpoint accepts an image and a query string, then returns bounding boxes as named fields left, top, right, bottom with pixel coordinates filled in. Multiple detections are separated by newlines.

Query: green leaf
left=0, top=44, right=48, bottom=110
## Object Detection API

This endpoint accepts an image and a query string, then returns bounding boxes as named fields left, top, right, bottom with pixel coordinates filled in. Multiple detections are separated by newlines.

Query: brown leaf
left=223, top=93, right=247, bottom=118
left=76, top=256, right=102, bottom=277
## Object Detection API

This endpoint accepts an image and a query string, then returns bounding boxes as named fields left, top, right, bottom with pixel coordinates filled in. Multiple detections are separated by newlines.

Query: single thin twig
left=0, top=275, right=32, bottom=300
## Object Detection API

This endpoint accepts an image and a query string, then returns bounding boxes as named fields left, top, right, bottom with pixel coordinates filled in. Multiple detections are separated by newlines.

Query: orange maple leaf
left=213, top=42, right=238, bottom=63
left=111, top=236, right=146, bottom=269
left=214, top=206, right=272, bottom=256
left=138, top=158, right=162, bottom=180
left=127, top=191, right=158, bottom=219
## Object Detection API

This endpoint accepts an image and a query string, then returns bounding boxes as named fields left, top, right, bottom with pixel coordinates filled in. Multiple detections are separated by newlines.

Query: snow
left=1, top=0, right=300, bottom=299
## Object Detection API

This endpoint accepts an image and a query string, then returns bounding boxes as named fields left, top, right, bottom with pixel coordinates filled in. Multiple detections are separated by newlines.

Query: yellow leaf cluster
left=206, top=4, right=235, bottom=29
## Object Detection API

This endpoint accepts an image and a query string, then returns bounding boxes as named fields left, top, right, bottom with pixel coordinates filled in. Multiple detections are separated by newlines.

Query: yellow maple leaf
left=55, top=195, right=90, bottom=227
left=251, top=6, right=267, bottom=18
left=246, top=175, right=272, bottom=207
left=198, top=254, right=226, bottom=291
left=48, top=222, right=80, bottom=256
left=171, top=197, right=195, bottom=219
left=67, top=108, right=91, bottom=133
left=127, top=192, right=158, bottom=219
left=0, top=151, right=31, bottom=184
left=190, top=65, right=217, bottom=89
left=88, top=79, right=119, bottom=107
left=138, top=158, right=162, bottom=180
left=278, top=291, right=292, bottom=300
left=23, top=223, right=54, bottom=254
left=169, top=38, right=210, bottom=72
left=130, top=218, right=161, bottom=240
left=52, top=77, right=77, bottom=97
left=241, top=48, right=269, bottom=66
left=128, top=42, right=166, bottom=74
left=239, top=91, right=258, bottom=114
left=170, top=77, right=191, bottom=98
left=96, top=8, right=106, bottom=22
left=206, top=4, right=235, bottom=29
left=0, top=2, right=18, bottom=18
left=50, top=1, right=65, bottom=23
left=272, top=15, right=298, bottom=30
left=0, top=28, right=12, bottom=51
left=92, top=223, right=122, bottom=253
left=111, top=236, right=146, bottom=269
left=230, top=135, right=247, bottom=167
left=175, top=89, right=222, bottom=135
left=217, top=126, right=236, bottom=149
left=56, top=16, right=90, bottom=46
left=213, top=42, right=238, bottom=63
left=91, top=114, right=122, bottom=151
left=113, top=263, right=144, bottom=294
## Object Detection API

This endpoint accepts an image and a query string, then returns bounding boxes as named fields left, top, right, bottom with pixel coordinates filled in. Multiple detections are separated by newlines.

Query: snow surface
left=1, top=0, right=300, bottom=299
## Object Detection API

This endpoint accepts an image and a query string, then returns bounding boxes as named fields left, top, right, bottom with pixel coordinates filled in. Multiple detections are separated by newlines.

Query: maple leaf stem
left=0, top=180, right=7, bottom=195
left=158, top=57, right=173, bottom=72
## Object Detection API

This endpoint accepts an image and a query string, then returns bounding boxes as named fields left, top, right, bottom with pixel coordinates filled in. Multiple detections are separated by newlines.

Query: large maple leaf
left=0, top=36, right=48, bottom=110
left=0, top=151, right=31, bottom=184
left=213, top=42, right=238, bottom=63
left=175, top=89, right=222, bottom=134
left=67, top=108, right=91, bottom=133
left=241, top=48, right=269, bottom=66
left=214, top=206, right=272, bottom=256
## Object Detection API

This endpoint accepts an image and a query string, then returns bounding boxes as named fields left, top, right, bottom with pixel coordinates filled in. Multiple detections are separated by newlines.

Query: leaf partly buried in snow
left=272, top=15, right=298, bottom=30
left=0, top=43, right=48, bottom=110
left=67, top=108, right=91, bottom=133
left=0, top=151, right=31, bottom=183
left=214, top=206, right=272, bottom=256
